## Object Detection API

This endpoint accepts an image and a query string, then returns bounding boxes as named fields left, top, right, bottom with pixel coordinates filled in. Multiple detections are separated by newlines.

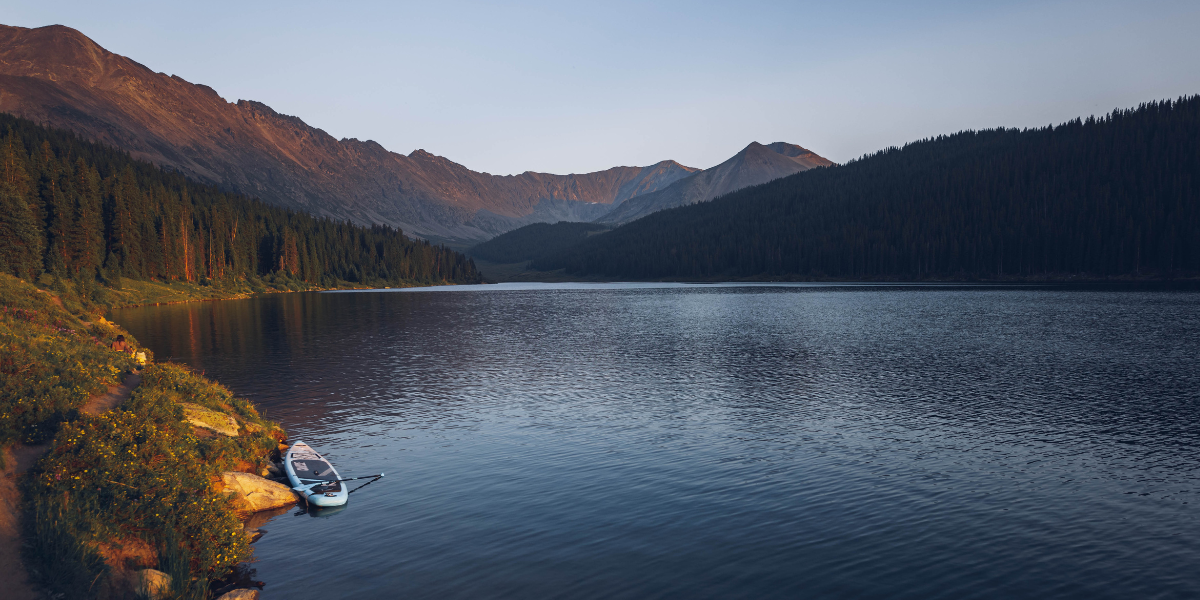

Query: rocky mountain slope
left=598, top=142, right=834, bottom=224
left=0, top=24, right=697, bottom=244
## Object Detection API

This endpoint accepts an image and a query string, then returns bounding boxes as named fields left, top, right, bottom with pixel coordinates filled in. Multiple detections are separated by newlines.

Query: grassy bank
left=0, top=274, right=134, bottom=450
left=0, top=273, right=286, bottom=599
left=38, top=269, right=387, bottom=311
left=25, top=363, right=282, bottom=599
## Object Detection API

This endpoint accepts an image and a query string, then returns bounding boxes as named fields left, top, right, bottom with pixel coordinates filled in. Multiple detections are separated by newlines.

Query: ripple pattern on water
left=112, top=286, right=1200, bottom=599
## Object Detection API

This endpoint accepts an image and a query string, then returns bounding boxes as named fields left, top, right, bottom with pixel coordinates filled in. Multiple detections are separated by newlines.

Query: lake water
left=111, top=283, right=1200, bottom=599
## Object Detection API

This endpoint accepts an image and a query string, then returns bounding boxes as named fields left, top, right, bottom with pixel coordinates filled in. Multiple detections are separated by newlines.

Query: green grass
left=0, top=273, right=287, bottom=599
left=23, top=363, right=285, bottom=599
left=0, top=274, right=135, bottom=449
left=104, top=274, right=337, bottom=308
left=37, top=271, right=354, bottom=311
left=32, top=260, right=452, bottom=315
left=21, top=493, right=112, bottom=598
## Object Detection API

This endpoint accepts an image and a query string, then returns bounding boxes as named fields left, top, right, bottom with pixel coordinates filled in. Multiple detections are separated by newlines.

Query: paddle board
left=283, top=441, right=349, bottom=508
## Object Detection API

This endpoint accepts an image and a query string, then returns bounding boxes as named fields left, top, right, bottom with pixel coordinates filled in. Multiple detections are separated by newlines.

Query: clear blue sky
left=7, top=0, right=1200, bottom=174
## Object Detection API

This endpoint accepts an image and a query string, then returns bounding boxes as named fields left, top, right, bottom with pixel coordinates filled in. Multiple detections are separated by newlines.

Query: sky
left=6, top=0, right=1200, bottom=174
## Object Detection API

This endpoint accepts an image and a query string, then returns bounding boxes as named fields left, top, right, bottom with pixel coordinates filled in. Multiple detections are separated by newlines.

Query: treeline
left=0, top=113, right=481, bottom=287
left=535, top=97, right=1200, bottom=280
left=469, top=221, right=610, bottom=264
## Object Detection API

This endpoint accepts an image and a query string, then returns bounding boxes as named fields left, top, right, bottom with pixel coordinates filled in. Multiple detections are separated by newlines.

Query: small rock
left=216, top=589, right=261, bottom=600
left=266, top=463, right=283, bottom=477
left=183, top=403, right=241, bottom=436
left=242, top=505, right=291, bottom=529
left=219, top=471, right=297, bottom=512
left=134, top=569, right=172, bottom=599
left=245, top=527, right=265, bottom=544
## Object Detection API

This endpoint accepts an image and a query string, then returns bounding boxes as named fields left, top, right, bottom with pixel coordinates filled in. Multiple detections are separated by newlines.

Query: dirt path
left=83, top=371, right=141, bottom=416
left=0, top=370, right=142, bottom=600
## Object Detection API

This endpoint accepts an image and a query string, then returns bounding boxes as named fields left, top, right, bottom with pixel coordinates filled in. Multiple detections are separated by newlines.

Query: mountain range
left=597, top=141, right=833, bottom=224
left=0, top=24, right=831, bottom=244
left=534, top=98, right=1200, bottom=281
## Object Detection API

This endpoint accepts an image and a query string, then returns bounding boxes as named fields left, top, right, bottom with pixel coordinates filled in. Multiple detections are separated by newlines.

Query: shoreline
left=0, top=372, right=143, bottom=599
left=0, top=273, right=302, bottom=599
left=103, top=276, right=462, bottom=310
left=471, top=258, right=1200, bottom=286
left=110, top=282, right=460, bottom=309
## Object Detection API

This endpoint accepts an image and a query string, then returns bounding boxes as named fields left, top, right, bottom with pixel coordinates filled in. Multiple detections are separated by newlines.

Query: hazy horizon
left=7, top=0, right=1200, bottom=175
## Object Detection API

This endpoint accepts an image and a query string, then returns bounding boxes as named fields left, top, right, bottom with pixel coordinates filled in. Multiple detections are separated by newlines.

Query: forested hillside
left=536, top=97, right=1200, bottom=280
left=0, top=113, right=481, bottom=288
left=469, top=221, right=611, bottom=264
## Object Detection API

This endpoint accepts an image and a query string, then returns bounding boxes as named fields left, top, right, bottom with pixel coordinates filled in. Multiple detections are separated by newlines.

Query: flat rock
left=216, top=590, right=260, bottom=600
left=220, top=472, right=297, bottom=512
left=183, top=403, right=241, bottom=436
left=242, top=505, right=291, bottom=529
left=245, top=527, right=265, bottom=544
left=134, top=569, right=172, bottom=599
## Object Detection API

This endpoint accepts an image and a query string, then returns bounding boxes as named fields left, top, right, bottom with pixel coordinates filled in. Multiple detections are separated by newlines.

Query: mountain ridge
left=598, top=141, right=834, bottom=224
left=0, top=23, right=704, bottom=243
left=536, top=98, right=1200, bottom=280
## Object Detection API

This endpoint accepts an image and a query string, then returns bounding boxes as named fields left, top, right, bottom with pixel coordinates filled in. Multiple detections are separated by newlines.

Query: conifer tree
left=0, top=114, right=482, bottom=287
left=0, top=180, right=45, bottom=279
left=41, top=147, right=76, bottom=276
left=537, top=97, right=1200, bottom=280
left=0, top=134, right=43, bottom=279
left=69, top=161, right=105, bottom=276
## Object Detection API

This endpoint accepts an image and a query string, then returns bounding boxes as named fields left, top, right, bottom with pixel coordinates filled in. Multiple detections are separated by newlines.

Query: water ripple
left=112, top=286, right=1200, bottom=599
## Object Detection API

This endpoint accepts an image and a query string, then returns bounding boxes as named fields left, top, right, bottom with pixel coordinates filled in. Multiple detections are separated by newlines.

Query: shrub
left=0, top=274, right=133, bottom=446
left=26, top=363, right=283, bottom=599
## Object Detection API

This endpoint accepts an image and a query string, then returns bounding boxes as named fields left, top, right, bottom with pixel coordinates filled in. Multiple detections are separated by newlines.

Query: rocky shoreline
left=20, top=362, right=302, bottom=600
left=0, top=273, right=311, bottom=599
left=112, top=437, right=302, bottom=600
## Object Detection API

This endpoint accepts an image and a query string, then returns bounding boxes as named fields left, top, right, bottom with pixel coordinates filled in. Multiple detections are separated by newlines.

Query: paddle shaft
left=294, top=473, right=384, bottom=488
left=324, top=473, right=384, bottom=484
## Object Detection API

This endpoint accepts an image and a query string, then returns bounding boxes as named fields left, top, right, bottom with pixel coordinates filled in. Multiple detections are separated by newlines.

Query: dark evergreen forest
left=0, top=113, right=481, bottom=287
left=469, top=221, right=610, bottom=264
left=536, top=97, right=1200, bottom=280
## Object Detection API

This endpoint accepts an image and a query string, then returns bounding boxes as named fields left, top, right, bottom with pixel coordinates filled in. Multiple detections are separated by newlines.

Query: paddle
left=292, top=474, right=385, bottom=497
left=300, top=474, right=385, bottom=484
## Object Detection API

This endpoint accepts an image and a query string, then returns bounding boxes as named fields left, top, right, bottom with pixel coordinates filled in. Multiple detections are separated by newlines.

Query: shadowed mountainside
left=539, top=98, right=1200, bottom=280
left=598, top=141, right=834, bottom=224
left=469, top=221, right=611, bottom=265
left=468, top=141, right=836, bottom=276
left=0, top=24, right=697, bottom=244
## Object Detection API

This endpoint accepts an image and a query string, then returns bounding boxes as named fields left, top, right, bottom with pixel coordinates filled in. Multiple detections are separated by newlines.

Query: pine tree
left=69, top=161, right=105, bottom=277
left=536, top=97, right=1200, bottom=280
left=40, top=144, right=75, bottom=276
left=0, top=180, right=45, bottom=279
left=0, top=115, right=482, bottom=287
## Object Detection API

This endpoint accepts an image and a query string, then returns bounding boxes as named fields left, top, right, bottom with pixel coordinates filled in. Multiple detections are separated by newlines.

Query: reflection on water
left=112, top=284, right=1200, bottom=599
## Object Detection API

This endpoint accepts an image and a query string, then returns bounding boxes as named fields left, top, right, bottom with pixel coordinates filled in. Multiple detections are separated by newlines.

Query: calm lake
left=111, top=283, right=1200, bottom=599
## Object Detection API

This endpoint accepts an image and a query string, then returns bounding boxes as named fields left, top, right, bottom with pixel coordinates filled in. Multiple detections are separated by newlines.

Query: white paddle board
left=283, top=441, right=349, bottom=507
